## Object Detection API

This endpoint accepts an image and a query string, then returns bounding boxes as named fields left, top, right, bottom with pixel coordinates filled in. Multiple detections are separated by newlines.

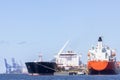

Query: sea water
left=0, top=74, right=120, bottom=80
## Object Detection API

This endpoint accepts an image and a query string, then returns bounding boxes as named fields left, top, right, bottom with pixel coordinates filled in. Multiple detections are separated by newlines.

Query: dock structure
left=54, top=65, right=87, bottom=75
left=4, top=58, right=24, bottom=74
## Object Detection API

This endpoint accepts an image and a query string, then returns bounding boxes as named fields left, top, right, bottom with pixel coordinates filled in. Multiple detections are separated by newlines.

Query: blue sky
left=0, top=0, right=120, bottom=73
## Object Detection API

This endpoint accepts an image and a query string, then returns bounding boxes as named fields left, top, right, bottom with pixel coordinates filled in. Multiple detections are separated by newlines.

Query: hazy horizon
left=0, top=0, right=120, bottom=73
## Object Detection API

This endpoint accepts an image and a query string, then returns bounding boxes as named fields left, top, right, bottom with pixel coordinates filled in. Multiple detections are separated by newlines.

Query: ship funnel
left=98, top=37, right=102, bottom=42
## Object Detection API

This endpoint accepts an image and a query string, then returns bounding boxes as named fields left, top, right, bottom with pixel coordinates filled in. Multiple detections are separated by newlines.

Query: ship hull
left=88, top=61, right=118, bottom=75
left=25, top=62, right=57, bottom=75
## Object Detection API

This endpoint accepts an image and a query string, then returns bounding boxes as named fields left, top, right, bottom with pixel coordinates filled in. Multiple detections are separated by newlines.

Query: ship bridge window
left=107, top=47, right=110, bottom=50
left=92, top=46, right=94, bottom=50
left=105, top=53, right=108, bottom=59
left=67, top=57, right=72, bottom=60
left=102, top=48, right=106, bottom=53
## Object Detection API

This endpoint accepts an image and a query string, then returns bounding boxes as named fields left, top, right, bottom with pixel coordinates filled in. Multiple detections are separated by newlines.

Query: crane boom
left=58, top=40, right=69, bottom=55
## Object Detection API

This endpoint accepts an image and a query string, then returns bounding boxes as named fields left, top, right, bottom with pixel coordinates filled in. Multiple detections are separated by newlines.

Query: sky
left=0, top=0, right=120, bottom=73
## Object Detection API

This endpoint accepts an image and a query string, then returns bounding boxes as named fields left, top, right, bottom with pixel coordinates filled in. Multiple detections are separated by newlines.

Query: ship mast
left=38, top=54, right=42, bottom=62
left=97, top=37, right=103, bottom=49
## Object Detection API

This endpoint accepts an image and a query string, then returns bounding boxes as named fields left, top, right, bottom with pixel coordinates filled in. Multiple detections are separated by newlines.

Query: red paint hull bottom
left=88, top=61, right=118, bottom=75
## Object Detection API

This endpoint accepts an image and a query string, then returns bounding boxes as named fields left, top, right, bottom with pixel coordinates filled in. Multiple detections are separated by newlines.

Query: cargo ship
left=54, top=40, right=85, bottom=75
left=25, top=55, right=58, bottom=75
left=87, top=37, right=120, bottom=75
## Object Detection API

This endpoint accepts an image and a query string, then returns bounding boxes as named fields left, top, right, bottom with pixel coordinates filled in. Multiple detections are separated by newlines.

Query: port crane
left=4, top=58, right=23, bottom=74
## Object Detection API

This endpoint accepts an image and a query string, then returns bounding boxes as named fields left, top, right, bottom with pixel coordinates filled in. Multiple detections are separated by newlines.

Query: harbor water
left=0, top=74, right=120, bottom=80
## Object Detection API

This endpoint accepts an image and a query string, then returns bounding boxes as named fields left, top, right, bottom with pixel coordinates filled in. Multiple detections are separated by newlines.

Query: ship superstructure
left=55, top=51, right=81, bottom=70
left=87, top=37, right=119, bottom=74
left=55, top=41, right=82, bottom=71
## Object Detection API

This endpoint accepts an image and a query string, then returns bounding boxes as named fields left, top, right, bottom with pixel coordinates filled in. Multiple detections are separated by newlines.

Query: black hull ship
left=25, top=62, right=57, bottom=75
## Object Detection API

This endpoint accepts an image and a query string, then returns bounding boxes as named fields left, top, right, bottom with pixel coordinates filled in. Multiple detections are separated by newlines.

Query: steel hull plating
left=25, top=62, right=57, bottom=75
left=88, top=61, right=118, bottom=75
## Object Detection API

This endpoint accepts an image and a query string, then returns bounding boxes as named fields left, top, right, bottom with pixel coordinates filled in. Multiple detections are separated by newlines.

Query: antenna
left=38, top=54, right=42, bottom=62
left=57, top=40, right=69, bottom=55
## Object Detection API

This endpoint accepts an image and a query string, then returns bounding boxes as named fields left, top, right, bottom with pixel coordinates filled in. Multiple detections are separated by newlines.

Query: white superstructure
left=88, top=37, right=116, bottom=61
left=55, top=51, right=81, bottom=67
left=55, top=41, right=81, bottom=70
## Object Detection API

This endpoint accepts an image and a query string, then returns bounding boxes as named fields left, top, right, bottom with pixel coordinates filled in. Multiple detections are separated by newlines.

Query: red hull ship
left=87, top=37, right=119, bottom=75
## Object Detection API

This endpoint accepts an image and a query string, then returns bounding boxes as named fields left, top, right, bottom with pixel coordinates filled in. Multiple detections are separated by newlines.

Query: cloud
left=0, top=40, right=27, bottom=45
left=17, top=41, right=27, bottom=45
left=0, top=40, right=9, bottom=45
